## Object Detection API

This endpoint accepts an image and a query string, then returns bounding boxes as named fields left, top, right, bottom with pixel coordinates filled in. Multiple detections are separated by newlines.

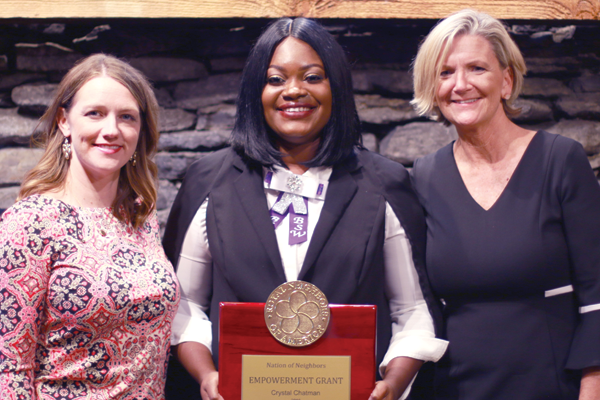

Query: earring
left=130, top=151, right=137, bottom=167
left=62, top=137, right=71, bottom=160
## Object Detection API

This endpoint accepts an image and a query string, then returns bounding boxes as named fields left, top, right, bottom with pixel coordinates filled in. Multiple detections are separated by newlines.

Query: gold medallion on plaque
left=264, top=281, right=330, bottom=347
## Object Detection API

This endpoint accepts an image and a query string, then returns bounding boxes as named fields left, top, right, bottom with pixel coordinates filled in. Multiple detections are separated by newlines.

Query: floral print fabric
left=0, top=195, right=180, bottom=400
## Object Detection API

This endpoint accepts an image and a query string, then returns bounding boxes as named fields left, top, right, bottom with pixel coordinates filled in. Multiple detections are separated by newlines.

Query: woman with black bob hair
left=164, top=17, right=447, bottom=400
left=232, top=17, right=359, bottom=167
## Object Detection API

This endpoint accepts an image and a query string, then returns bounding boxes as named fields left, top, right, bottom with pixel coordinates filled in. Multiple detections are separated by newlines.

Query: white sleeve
left=170, top=198, right=214, bottom=352
left=379, top=202, right=448, bottom=398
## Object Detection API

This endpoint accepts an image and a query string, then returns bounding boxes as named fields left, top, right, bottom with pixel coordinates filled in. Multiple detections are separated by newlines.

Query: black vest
left=163, top=148, right=440, bottom=399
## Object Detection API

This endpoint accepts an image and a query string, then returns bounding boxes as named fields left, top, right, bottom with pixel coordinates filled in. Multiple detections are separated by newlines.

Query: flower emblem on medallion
left=275, top=290, right=320, bottom=334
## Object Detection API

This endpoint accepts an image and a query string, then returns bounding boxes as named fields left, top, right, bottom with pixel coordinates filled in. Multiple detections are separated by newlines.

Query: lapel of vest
left=298, top=154, right=361, bottom=280
left=231, top=155, right=287, bottom=282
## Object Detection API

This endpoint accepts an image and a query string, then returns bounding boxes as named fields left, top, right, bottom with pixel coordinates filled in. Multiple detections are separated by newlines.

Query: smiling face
left=261, top=37, right=332, bottom=153
left=436, top=34, right=513, bottom=133
left=58, top=76, right=141, bottom=184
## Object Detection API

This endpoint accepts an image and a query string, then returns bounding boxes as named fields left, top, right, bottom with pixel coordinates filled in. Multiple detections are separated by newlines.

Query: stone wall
left=0, top=19, right=599, bottom=231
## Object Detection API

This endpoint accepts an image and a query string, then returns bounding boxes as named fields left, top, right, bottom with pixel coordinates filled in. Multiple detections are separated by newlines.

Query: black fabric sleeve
left=558, top=139, right=600, bottom=369
left=162, top=149, right=231, bottom=268
left=367, top=150, right=445, bottom=337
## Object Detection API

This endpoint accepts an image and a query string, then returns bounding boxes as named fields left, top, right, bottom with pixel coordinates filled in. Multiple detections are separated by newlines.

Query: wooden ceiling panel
left=0, top=0, right=597, bottom=19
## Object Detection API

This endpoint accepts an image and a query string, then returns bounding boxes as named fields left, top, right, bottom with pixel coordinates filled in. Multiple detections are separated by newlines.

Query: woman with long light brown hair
left=0, top=54, right=180, bottom=399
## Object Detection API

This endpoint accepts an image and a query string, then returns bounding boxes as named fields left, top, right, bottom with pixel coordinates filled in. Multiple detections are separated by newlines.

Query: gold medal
left=264, top=281, right=330, bottom=347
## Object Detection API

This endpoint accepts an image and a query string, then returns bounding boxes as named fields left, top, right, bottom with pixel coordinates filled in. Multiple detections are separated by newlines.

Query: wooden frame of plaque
left=219, top=302, right=377, bottom=399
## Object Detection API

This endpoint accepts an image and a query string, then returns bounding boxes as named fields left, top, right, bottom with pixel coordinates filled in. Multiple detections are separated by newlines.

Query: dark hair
left=231, top=17, right=361, bottom=167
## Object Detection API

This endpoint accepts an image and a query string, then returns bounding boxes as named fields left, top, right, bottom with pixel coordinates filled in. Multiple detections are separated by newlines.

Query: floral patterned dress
left=0, top=195, right=180, bottom=400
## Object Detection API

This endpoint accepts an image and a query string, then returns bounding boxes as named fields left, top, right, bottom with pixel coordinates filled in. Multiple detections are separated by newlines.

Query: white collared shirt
left=171, top=166, right=447, bottom=399
left=266, top=165, right=331, bottom=281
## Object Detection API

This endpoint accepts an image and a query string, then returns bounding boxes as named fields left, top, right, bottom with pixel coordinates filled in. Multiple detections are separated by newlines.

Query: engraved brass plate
left=242, top=355, right=351, bottom=400
left=264, top=281, right=330, bottom=347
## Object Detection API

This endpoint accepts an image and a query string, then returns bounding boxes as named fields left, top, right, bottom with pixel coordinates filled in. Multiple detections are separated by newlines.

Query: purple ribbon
left=269, top=192, right=308, bottom=245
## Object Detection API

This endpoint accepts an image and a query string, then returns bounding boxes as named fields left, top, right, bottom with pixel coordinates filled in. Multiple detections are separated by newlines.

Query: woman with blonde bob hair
left=410, top=9, right=600, bottom=400
left=412, top=8, right=526, bottom=124
left=0, top=54, right=180, bottom=399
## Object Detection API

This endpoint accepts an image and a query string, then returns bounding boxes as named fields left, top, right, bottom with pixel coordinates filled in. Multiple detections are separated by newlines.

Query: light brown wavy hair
left=412, top=9, right=527, bottom=125
left=19, top=54, right=160, bottom=229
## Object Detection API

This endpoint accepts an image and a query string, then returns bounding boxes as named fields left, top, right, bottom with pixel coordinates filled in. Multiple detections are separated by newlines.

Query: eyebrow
left=440, top=58, right=492, bottom=69
left=80, top=104, right=140, bottom=113
left=268, top=63, right=325, bottom=71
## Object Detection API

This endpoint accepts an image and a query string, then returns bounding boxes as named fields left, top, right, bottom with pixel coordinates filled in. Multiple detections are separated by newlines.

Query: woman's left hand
left=368, top=357, right=423, bottom=400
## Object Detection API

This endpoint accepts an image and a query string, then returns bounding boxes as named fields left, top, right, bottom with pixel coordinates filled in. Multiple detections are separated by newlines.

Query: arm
left=170, top=199, right=222, bottom=399
left=370, top=357, right=423, bottom=400
left=580, top=367, right=600, bottom=400
left=370, top=203, right=448, bottom=400
left=0, top=204, right=52, bottom=399
left=554, top=140, right=600, bottom=396
left=175, top=342, right=223, bottom=400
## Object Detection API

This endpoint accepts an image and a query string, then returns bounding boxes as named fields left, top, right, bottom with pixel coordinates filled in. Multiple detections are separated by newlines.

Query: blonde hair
left=19, top=54, right=160, bottom=229
left=411, top=9, right=527, bottom=124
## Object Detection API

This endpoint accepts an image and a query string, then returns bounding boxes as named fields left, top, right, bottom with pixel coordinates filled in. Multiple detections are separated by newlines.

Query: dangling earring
left=130, top=151, right=137, bottom=167
left=62, top=137, right=71, bottom=160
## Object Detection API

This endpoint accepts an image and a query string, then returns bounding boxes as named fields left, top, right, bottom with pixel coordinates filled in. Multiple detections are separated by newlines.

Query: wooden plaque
left=219, top=302, right=376, bottom=400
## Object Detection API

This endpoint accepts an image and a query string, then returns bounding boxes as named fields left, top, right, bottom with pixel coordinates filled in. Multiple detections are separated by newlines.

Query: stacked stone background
left=0, top=19, right=599, bottom=233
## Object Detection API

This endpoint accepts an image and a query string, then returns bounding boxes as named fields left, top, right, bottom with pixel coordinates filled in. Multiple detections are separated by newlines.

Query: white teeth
left=284, top=107, right=311, bottom=112
left=455, top=99, right=477, bottom=104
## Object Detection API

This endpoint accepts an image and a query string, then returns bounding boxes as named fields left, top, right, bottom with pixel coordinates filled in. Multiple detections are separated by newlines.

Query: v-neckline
left=449, top=131, right=539, bottom=212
